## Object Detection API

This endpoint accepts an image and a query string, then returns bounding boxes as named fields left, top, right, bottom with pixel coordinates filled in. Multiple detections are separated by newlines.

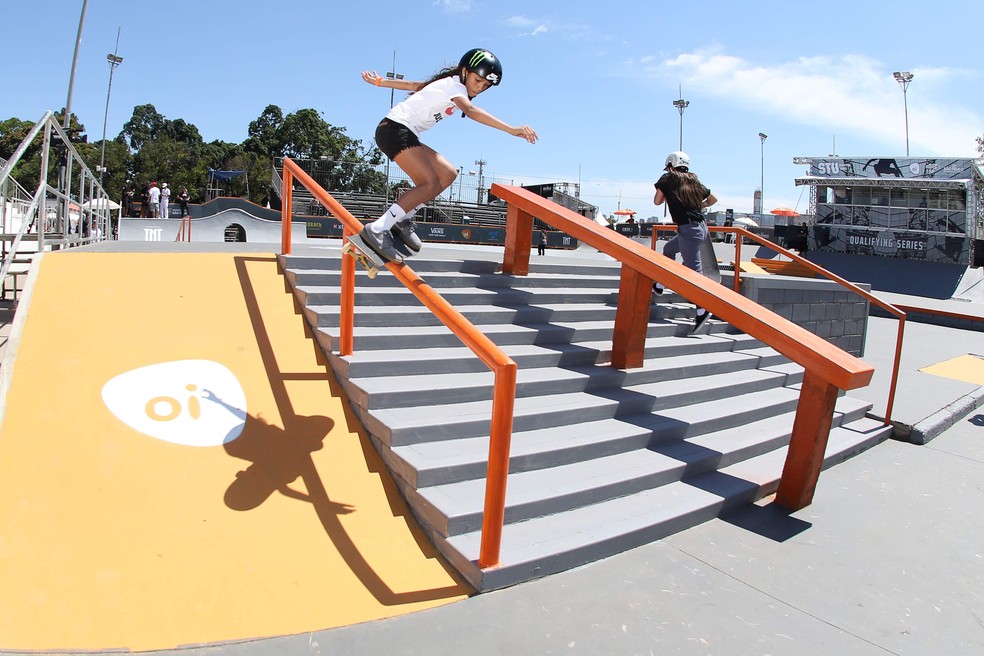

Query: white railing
left=0, top=112, right=114, bottom=288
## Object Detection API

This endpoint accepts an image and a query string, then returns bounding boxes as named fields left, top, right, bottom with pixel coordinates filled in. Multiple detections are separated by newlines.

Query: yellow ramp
left=920, top=353, right=984, bottom=386
left=0, top=252, right=469, bottom=652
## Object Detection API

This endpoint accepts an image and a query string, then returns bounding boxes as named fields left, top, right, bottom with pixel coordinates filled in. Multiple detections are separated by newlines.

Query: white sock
left=696, top=308, right=707, bottom=316
left=402, top=203, right=425, bottom=221
left=369, top=203, right=408, bottom=233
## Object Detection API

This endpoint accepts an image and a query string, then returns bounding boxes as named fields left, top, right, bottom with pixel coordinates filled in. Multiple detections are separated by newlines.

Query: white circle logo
left=102, top=360, right=247, bottom=447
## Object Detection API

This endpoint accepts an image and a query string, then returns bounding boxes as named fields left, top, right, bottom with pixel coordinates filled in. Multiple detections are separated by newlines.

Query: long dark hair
left=661, top=166, right=706, bottom=210
left=421, top=66, right=460, bottom=88
left=418, top=65, right=475, bottom=102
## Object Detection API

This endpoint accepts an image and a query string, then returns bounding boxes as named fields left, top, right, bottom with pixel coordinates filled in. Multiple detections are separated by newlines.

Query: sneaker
left=359, top=226, right=404, bottom=263
left=391, top=218, right=422, bottom=252
left=691, top=309, right=712, bottom=334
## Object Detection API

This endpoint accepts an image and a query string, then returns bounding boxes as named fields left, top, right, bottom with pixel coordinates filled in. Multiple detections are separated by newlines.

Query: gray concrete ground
left=2, top=239, right=983, bottom=655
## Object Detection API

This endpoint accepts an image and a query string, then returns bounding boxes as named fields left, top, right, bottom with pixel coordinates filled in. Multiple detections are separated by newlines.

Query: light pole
left=63, top=0, right=89, bottom=130
left=893, top=71, right=914, bottom=156
left=758, top=132, right=767, bottom=215
left=60, top=0, right=88, bottom=234
left=384, top=50, right=403, bottom=204
left=99, top=28, right=123, bottom=188
left=475, top=159, right=487, bottom=204
left=672, top=86, right=689, bottom=151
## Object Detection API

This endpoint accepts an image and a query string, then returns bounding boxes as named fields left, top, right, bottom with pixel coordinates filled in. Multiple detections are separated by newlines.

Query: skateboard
left=699, top=235, right=722, bottom=284
left=342, top=233, right=387, bottom=279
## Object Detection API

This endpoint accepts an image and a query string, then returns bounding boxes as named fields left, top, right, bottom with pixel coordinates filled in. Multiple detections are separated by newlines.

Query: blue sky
left=4, top=1, right=982, bottom=218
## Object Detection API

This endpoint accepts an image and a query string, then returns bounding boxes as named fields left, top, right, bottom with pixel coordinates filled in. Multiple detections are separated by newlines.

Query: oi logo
left=101, top=360, right=247, bottom=447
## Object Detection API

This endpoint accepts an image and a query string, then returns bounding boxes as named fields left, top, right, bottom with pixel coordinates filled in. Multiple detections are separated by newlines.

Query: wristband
left=374, top=77, right=381, bottom=86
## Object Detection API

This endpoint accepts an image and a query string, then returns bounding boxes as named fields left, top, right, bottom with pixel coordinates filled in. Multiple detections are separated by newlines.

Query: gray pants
left=662, top=221, right=707, bottom=274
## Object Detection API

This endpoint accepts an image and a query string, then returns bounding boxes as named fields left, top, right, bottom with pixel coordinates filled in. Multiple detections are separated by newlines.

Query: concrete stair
left=279, top=247, right=891, bottom=591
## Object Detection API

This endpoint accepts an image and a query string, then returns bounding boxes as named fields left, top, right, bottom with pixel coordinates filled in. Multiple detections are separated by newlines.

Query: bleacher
left=295, top=190, right=508, bottom=227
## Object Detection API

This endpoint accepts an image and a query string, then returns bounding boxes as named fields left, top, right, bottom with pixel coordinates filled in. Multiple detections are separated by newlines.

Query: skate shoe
left=359, top=226, right=404, bottom=263
left=691, top=309, right=712, bottom=334
left=391, top=217, right=422, bottom=252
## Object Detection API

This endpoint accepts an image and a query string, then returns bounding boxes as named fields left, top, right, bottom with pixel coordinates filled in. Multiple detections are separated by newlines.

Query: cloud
left=643, top=48, right=981, bottom=156
left=434, top=0, right=472, bottom=13
left=505, top=14, right=591, bottom=39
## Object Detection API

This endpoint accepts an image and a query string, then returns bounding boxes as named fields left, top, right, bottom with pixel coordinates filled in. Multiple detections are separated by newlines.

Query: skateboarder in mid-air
left=357, top=48, right=538, bottom=263
left=650, top=151, right=719, bottom=333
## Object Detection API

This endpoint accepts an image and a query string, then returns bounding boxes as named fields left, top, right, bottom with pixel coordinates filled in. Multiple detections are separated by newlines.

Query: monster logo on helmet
left=459, top=48, right=502, bottom=86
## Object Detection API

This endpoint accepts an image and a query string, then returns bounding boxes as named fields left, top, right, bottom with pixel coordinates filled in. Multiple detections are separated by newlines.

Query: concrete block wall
left=728, top=273, right=871, bottom=357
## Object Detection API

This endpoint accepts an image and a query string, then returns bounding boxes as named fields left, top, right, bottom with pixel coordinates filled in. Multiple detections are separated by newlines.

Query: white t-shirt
left=385, top=76, right=469, bottom=136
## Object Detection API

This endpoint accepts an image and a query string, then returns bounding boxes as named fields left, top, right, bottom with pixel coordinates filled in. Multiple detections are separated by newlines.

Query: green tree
left=119, top=104, right=167, bottom=152
left=1, top=112, right=93, bottom=197
left=244, top=105, right=283, bottom=157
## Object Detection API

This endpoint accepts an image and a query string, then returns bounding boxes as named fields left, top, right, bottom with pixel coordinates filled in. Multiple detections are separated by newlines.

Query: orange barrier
left=280, top=158, right=518, bottom=569
left=495, top=183, right=874, bottom=510
left=650, top=224, right=906, bottom=427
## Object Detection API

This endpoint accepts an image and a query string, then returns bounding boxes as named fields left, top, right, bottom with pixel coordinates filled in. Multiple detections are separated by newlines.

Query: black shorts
left=374, top=119, right=421, bottom=159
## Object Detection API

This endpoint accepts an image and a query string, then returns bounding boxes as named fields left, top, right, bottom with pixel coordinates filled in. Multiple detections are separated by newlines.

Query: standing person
left=178, top=186, right=190, bottom=218
left=147, top=182, right=160, bottom=218
left=359, top=48, right=537, bottom=262
left=140, top=182, right=150, bottom=217
left=160, top=182, right=171, bottom=219
left=122, top=179, right=134, bottom=218
left=537, top=230, right=547, bottom=256
left=650, top=151, right=718, bottom=333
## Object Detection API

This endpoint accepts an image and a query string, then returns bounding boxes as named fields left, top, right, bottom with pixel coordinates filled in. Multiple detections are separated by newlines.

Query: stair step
left=440, top=417, right=891, bottom=591
left=388, top=394, right=870, bottom=490
left=365, top=367, right=803, bottom=446
left=348, top=348, right=792, bottom=410
left=334, top=332, right=767, bottom=378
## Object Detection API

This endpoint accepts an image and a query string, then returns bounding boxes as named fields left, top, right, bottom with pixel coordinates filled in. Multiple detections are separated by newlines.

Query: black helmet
left=458, top=48, right=502, bottom=86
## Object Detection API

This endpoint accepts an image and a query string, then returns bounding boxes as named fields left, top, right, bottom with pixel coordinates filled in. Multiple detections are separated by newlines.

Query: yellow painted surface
left=735, top=260, right=768, bottom=274
left=0, top=252, right=469, bottom=652
left=920, top=353, right=984, bottom=386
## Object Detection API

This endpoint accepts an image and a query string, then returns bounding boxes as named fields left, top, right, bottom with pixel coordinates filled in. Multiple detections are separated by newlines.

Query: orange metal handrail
left=280, top=158, right=518, bottom=569
left=650, top=224, right=907, bottom=426
left=494, top=183, right=875, bottom=510
left=175, top=215, right=192, bottom=242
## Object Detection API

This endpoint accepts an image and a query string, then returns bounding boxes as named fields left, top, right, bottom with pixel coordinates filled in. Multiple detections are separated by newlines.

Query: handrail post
left=502, top=205, right=533, bottom=275
left=884, top=315, right=906, bottom=425
left=611, top=265, right=652, bottom=369
left=775, top=369, right=839, bottom=509
left=339, top=227, right=356, bottom=356
left=281, top=169, right=293, bottom=255
left=478, top=363, right=518, bottom=568
left=733, top=230, right=743, bottom=293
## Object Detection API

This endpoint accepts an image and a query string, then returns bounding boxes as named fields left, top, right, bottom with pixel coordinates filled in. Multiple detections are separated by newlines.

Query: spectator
left=147, top=182, right=160, bottom=218
left=178, top=186, right=191, bottom=218
left=122, top=179, right=134, bottom=218
left=160, top=182, right=171, bottom=218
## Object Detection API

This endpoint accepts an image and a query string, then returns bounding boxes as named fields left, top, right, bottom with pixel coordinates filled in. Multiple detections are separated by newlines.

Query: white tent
left=80, top=198, right=121, bottom=211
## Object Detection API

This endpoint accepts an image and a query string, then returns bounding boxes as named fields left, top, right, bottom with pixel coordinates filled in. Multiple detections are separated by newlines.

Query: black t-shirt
left=655, top=173, right=710, bottom=225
